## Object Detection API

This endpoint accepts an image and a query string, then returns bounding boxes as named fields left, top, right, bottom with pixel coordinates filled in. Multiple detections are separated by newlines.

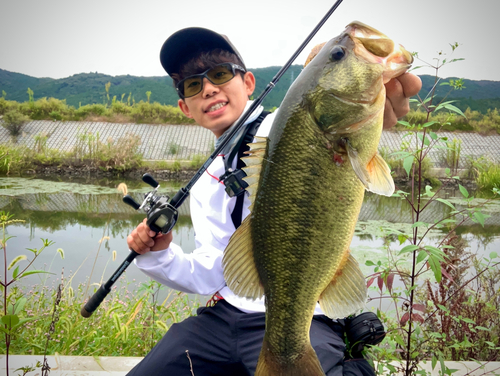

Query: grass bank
left=2, top=279, right=199, bottom=357
left=0, top=97, right=195, bottom=125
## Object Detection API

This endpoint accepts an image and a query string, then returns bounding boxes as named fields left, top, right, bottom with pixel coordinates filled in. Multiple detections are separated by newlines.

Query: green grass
left=396, top=108, right=500, bottom=134
left=2, top=280, right=199, bottom=357
left=475, top=159, right=500, bottom=191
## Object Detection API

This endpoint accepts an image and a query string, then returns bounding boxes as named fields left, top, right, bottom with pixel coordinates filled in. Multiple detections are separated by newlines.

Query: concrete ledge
left=2, top=355, right=499, bottom=375
left=379, top=361, right=500, bottom=375
left=0, top=355, right=142, bottom=375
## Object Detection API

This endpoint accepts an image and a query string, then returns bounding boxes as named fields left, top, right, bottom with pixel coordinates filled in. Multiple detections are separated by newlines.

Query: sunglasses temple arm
left=169, top=0, right=345, bottom=210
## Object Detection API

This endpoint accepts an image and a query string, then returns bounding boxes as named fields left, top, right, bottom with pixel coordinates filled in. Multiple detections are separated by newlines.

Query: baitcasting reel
left=123, top=173, right=178, bottom=234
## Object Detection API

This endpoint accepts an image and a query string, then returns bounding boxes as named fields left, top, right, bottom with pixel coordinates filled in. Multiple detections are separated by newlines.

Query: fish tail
left=255, top=337, right=325, bottom=376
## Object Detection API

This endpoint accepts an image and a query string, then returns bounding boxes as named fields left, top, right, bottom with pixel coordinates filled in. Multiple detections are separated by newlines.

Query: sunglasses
left=176, top=63, right=246, bottom=99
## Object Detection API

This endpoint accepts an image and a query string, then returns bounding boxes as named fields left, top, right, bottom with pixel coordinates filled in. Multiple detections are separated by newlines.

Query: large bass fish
left=223, top=21, right=413, bottom=376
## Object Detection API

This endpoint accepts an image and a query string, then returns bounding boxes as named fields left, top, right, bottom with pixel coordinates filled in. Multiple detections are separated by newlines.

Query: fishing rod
left=80, top=0, right=345, bottom=318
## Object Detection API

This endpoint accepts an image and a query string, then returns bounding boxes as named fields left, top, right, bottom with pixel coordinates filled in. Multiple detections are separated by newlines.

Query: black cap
left=159, top=27, right=246, bottom=77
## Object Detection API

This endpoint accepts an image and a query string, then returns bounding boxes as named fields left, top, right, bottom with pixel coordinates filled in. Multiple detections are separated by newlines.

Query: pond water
left=1, top=176, right=499, bottom=310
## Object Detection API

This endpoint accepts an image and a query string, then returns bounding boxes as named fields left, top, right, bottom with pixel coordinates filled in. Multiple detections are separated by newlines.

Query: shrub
left=0, top=97, right=19, bottom=115
left=111, top=100, right=132, bottom=115
left=2, top=109, right=29, bottom=137
left=130, top=101, right=194, bottom=124
left=74, top=104, right=108, bottom=119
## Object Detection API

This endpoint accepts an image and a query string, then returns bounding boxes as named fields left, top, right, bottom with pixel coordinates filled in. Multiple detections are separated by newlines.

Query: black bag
left=344, top=312, right=386, bottom=355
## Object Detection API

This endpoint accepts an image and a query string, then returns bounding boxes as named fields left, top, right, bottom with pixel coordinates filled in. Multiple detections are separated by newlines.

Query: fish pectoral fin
left=319, top=254, right=367, bottom=319
left=222, top=216, right=264, bottom=300
left=365, top=152, right=395, bottom=196
left=346, top=141, right=371, bottom=189
left=347, top=143, right=395, bottom=197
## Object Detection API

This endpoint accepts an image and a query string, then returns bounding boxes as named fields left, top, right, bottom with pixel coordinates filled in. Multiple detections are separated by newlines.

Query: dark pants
left=127, top=299, right=375, bottom=376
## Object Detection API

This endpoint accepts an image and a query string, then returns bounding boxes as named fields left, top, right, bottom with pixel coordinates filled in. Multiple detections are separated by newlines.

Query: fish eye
left=330, top=46, right=346, bottom=61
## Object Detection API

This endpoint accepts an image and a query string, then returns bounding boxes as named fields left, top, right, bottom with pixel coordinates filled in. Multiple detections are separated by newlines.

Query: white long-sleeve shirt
left=135, top=101, right=324, bottom=314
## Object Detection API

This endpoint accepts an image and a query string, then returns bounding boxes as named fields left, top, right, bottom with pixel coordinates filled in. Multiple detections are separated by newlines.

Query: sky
left=1, top=0, right=499, bottom=82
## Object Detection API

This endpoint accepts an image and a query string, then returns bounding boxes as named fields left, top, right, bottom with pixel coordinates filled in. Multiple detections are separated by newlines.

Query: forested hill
left=1, top=67, right=500, bottom=113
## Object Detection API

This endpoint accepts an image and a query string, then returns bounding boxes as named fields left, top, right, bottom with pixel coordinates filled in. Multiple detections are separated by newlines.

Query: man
left=126, top=27, right=422, bottom=375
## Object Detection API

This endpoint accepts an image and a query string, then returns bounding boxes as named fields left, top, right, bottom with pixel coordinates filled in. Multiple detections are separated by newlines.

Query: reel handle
left=143, top=173, right=159, bottom=188
left=123, top=195, right=140, bottom=210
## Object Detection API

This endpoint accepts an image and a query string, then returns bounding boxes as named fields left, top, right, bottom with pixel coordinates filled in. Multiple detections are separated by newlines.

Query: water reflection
left=1, top=177, right=499, bottom=300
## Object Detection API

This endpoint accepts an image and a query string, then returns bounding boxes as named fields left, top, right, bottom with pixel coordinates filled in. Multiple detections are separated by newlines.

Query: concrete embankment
left=1, top=120, right=499, bottom=169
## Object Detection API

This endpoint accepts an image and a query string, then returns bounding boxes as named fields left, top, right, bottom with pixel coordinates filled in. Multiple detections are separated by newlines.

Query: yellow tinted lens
left=207, top=65, right=234, bottom=85
left=183, top=77, right=203, bottom=97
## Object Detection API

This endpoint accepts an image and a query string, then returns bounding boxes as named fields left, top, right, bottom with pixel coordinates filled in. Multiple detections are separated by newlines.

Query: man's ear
left=244, top=72, right=256, bottom=97
left=178, top=99, right=194, bottom=119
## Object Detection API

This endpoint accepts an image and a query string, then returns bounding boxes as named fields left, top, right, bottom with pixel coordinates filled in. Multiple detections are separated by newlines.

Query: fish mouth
left=346, top=21, right=414, bottom=80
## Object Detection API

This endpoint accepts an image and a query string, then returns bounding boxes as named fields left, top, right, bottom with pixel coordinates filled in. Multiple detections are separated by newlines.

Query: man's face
left=178, top=71, right=255, bottom=137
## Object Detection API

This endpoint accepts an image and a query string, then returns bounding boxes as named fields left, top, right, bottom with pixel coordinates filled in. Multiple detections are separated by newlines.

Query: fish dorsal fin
left=241, top=136, right=269, bottom=205
left=222, top=136, right=269, bottom=300
left=222, top=215, right=264, bottom=300
left=319, top=253, right=367, bottom=319
left=346, top=143, right=395, bottom=197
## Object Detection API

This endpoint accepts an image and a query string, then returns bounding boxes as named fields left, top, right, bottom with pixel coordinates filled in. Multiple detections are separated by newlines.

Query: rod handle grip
left=81, top=285, right=111, bottom=318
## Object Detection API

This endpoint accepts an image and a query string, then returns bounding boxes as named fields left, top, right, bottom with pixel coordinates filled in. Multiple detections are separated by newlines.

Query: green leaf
left=12, top=266, right=20, bottom=279
left=365, top=260, right=376, bottom=266
left=412, top=221, right=429, bottom=228
left=403, top=155, right=414, bottom=177
left=424, top=245, right=445, bottom=259
left=1, top=314, right=20, bottom=327
left=431, top=355, right=438, bottom=370
left=476, top=326, right=490, bottom=331
left=489, top=252, right=498, bottom=259
left=440, top=356, right=446, bottom=375
left=473, top=211, right=485, bottom=227
left=422, top=121, right=438, bottom=128
left=442, top=103, right=466, bottom=118
left=435, top=198, right=456, bottom=210
left=398, top=234, right=407, bottom=245
left=399, top=245, right=419, bottom=255
left=19, top=270, right=54, bottom=278
left=416, top=250, right=427, bottom=264
left=11, top=316, right=38, bottom=331
left=26, top=248, right=37, bottom=254
left=394, top=334, right=406, bottom=347
left=428, top=255, right=442, bottom=282
left=417, top=133, right=430, bottom=146
left=459, top=184, right=469, bottom=198
left=13, top=298, right=26, bottom=315
left=425, top=185, right=434, bottom=197
left=397, top=120, right=411, bottom=127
